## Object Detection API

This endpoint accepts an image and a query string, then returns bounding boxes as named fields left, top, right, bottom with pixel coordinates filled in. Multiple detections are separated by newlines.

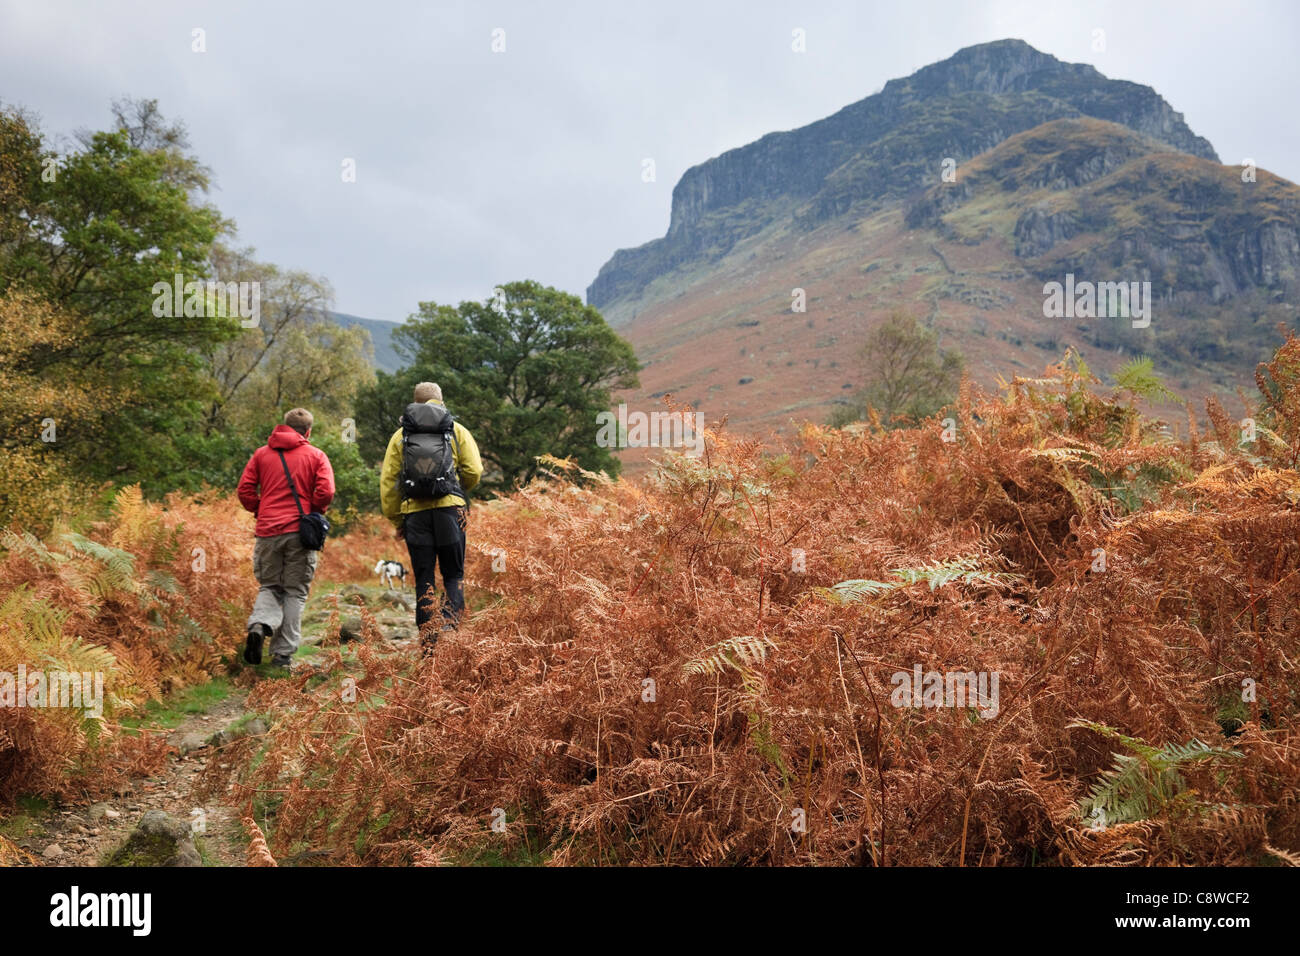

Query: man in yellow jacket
left=380, top=382, right=483, bottom=647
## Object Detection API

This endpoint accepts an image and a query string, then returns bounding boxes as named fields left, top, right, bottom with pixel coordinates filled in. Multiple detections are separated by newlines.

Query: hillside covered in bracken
left=187, top=333, right=1300, bottom=866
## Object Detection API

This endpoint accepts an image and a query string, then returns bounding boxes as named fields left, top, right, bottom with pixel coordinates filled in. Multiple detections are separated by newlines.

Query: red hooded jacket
left=237, top=425, right=336, bottom=538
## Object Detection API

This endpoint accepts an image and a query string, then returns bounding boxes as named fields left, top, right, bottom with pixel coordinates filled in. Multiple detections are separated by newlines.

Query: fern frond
left=56, top=532, right=137, bottom=598
left=684, top=635, right=777, bottom=677
left=0, top=587, right=68, bottom=647
left=891, top=555, right=1022, bottom=591
left=824, top=556, right=1022, bottom=604
left=1263, top=844, right=1300, bottom=866
left=823, top=578, right=894, bottom=603
left=42, top=636, right=120, bottom=675
left=1114, top=356, right=1176, bottom=402
left=1072, top=721, right=1243, bottom=827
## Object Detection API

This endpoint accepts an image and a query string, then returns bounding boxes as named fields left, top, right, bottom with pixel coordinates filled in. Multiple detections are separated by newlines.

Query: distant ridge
left=327, top=311, right=401, bottom=372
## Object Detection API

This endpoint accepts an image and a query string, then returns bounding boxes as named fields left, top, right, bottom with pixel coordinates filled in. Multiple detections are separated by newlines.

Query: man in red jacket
left=237, top=408, right=335, bottom=668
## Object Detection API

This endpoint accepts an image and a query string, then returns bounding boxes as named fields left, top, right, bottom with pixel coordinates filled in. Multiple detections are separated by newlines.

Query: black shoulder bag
left=276, top=449, right=330, bottom=550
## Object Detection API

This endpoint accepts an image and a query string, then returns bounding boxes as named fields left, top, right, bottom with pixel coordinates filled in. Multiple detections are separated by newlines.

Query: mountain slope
left=910, top=119, right=1299, bottom=308
left=586, top=39, right=1300, bottom=460
left=589, top=38, right=1218, bottom=317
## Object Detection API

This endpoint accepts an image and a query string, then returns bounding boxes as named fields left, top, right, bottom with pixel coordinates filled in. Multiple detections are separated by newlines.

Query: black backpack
left=399, top=402, right=468, bottom=502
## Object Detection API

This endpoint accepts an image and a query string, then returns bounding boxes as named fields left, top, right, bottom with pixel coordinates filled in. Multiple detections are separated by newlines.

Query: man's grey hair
left=413, top=382, right=442, bottom=403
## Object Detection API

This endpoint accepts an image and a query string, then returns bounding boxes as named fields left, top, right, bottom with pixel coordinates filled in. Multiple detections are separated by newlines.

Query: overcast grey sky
left=2, top=0, right=1296, bottom=321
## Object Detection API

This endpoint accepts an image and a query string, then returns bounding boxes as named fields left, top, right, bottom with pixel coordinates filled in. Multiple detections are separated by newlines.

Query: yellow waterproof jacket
left=379, top=400, right=483, bottom=527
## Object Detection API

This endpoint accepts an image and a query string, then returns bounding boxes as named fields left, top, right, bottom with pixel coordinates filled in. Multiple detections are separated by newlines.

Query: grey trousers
left=246, top=532, right=318, bottom=658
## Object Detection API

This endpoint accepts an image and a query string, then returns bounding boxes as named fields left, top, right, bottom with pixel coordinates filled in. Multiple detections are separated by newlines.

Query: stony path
left=13, top=582, right=421, bottom=868
left=19, top=688, right=250, bottom=867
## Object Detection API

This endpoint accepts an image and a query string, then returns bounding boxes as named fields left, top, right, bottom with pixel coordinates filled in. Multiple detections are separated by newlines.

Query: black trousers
left=402, top=506, right=466, bottom=631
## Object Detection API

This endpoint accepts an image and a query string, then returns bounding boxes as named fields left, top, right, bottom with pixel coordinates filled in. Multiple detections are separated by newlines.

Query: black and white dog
left=374, top=559, right=408, bottom=590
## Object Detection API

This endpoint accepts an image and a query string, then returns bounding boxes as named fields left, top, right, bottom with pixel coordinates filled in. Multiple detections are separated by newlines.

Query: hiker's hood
left=267, top=424, right=310, bottom=450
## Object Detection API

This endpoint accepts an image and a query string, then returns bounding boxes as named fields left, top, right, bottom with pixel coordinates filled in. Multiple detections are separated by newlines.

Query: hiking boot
left=418, top=620, right=457, bottom=658
left=270, top=653, right=294, bottom=670
left=243, top=624, right=269, bottom=665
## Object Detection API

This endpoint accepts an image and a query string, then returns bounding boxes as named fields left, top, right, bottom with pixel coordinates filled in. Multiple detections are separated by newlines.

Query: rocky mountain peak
left=590, top=40, right=1219, bottom=313
left=883, top=38, right=1101, bottom=99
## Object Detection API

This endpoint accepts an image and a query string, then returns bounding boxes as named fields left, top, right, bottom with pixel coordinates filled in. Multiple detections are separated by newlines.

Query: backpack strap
left=447, top=425, right=469, bottom=510
left=276, top=449, right=307, bottom=519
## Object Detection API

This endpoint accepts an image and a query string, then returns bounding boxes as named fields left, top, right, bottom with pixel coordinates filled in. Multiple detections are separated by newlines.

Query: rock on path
left=18, top=687, right=251, bottom=868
